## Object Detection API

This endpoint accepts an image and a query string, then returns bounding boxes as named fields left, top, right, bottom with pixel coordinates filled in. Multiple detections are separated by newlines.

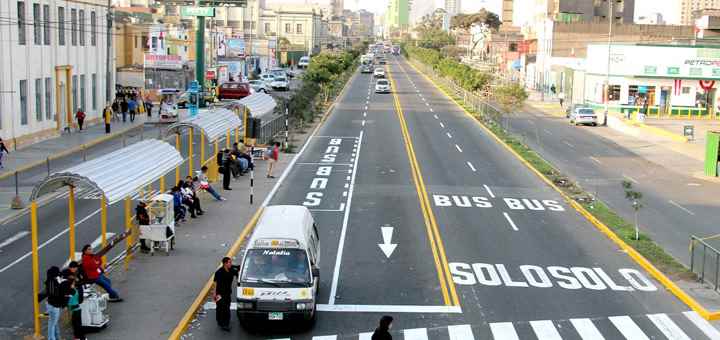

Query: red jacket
left=271, top=146, right=279, bottom=161
left=82, top=253, right=102, bottom=280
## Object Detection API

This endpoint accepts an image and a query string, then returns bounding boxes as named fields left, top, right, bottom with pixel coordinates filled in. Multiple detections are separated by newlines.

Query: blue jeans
left=94, top=274, right=120, bottom=299
left=206, top=186, right=222, bottom=200
left=46, top=302, right=61, bottom=340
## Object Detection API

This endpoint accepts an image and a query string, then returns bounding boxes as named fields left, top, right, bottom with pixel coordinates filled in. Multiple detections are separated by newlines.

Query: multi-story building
left=680, top=0, right=720, bottom=25
left=529, top=0, right=634, bottom=24
left=260, top=4, right=324, bottom=56
left=0, top=0, right=114, bottom=147
left=386, top=0, right=410, bottom=33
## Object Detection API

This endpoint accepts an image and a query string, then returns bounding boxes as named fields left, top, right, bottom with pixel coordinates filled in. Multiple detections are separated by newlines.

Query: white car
left=248, top=80, right=269, bottom=93
left=298, top=56, right=310, bottom=68
left=375, top=79, right=390, bottom=93
left=270, top=76, right=289, bottom=91
left=260, top=74, right=275, bottom=86
left=373, top=68, right=386, bottom=78
left=570, top=107, right=598, bottom=126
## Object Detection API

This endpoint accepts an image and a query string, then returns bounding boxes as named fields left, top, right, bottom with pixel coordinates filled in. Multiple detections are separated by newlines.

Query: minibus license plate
left=268, top=312, right=283, bottom=320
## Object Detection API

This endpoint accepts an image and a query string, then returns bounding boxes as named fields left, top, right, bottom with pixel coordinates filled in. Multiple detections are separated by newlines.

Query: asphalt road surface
left=182, top=56, right=720, bottom=339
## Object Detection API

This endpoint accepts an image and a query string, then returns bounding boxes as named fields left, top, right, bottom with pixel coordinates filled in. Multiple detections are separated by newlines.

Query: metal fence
left=690, top=235, right=720, bottom=291
left=256, top=111, right=288, bottom=145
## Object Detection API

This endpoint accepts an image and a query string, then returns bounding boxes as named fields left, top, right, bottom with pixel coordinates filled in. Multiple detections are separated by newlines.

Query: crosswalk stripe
left=358, top=332, right=373, bottom=340
left=609, top=316, right=650, bottom=340
left=683, top=311, right=720, bottom=339
left=647, top=313, right=690, bottom=340
left=530, top=320, right=562, bottom=340
left=403, top=328, right=428, bottom=340
left=312, top=336, right=337, bottom=340
left=570, top=318, right=606, bottom=340
left=447, top=324, right=474, bottom=340
left=490, top=322, right=519, bottom=340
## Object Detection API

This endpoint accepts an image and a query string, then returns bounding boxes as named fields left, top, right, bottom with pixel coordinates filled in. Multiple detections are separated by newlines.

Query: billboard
left=227, top=39, right=246, bottom=58
left=144, top=54, right=183, bottom=70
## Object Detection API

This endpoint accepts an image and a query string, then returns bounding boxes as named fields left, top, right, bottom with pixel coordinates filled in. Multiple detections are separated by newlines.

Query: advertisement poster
left=227, top=39, right=246, bottom=58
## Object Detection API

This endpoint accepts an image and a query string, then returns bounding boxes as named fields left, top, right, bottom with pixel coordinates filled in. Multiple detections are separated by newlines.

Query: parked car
left=565, top=103, right=590, bottom=118
left=260, top=74, right=276, bottom=86
left=373, top=67, right=386, bottom=78
left=375, top=79, right=390, bottom=93
left=218, top=82, right=252, bottom=100
left=248, top=80, right=269, bottom=93
left=298, top=56, right=310, bottom=68
left=570, top=107, right=598, bottom=126
left=270, top=76, right=289, bottom=91
left=361, top=64, right=373, bottom=73
left=270, top=67, right=295, bottom=79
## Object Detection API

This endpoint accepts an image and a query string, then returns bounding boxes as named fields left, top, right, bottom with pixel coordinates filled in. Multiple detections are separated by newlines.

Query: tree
left=622, top=181, right=644, bottom=240
left=415, top=8, right=455, bottom=49
left=450, top=9, right=502, bottom=31
left=493, top=83, right=528, bottom=129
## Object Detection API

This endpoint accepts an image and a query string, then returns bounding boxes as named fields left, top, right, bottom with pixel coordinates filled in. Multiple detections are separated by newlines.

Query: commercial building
left=386, top=0, right=410, bottom=33
left=0, top=0, right=114, bottom=147
left=260, top=4, right=324, bottom=58
left=582, top=43, right=720, bottom=117
left=680, top=0, right=720, bottom=25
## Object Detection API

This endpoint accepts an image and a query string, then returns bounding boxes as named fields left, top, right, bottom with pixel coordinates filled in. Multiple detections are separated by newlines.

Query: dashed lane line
left=446, top=132, right=452, bottom=139
left=669, top=200, right=695, bottom=216
left=483, top=184, right=495, bottom=198
left=502, top=212, right=519, bottom=231
left=440, top=122, right=445, bottom=128
left=454, top=144, right=463, bottom=153
left=589, top=156, right=602, bottom=164
left=466, top=162, right=476, bottom=172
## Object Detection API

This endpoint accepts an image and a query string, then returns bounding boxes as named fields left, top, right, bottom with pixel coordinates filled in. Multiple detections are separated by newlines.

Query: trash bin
left=705, top=131, right=720, bottom=176
left=684, top=125, right=695, bottom=141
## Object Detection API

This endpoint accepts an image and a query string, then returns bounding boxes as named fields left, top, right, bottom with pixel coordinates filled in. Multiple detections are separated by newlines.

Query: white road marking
left=570, top=318, right=606, bottom=339
left=433, top=114, right=439, bottom=119
left=440, top=122, right=445, bottom=128
left=312, top=336, right=337, bottom=340
left=362, top=120, right=366, bottom=126
left=364, top=105, right=368, bottom=110
left=530, top=320, right=562, bottom=340
left=623, top=174, right=639, bottom=184
left=684, top=311, right=720, bottom=338
left=448, top=324, right=474, bottom=340
left=455, top=144, right=463, bottom=153
left=483, top=184, right=495, bottom=198
left=502, top=212, right=519, bottom=231
left=490, top=322, right=519, bottom=340
left=297, top=163, right=353, bottom=166
left=328, top=130, right=364, bottom=305
left=363, top=112, right=367, bottom=117
left=359, top=333, right=373, bottom=340
left=422, top=97, right=427, bottom=102
left=446, top=132, right=452, bottom=139
left=403, top=328, right=428, bottom=340
left=669, top=200, right=695, bottom=215
left=344, top=183, right=349, bottom=188
left=544, top=129, right=552, bottom=135
left=425, top=102, right=430, bottom=106
left=647, top=313, right=690, bottom=340
left=346, top=176, right=351, bottom=180
left=0, top=207, right=102, bottom=273
left=563, top=140, right=575, bottom=148
left=609, top=316, right=650, bottom=340
left=430, top=108, right=434, bottom=112
left=309, top=203, right=345, bottom=212
left=589, top=156, right=602, bottom=164
left=467, top=162, right=476, bottom=172
left=366, top=96, right=369, bottom=100
left=0, top=231, right=29, bottom=250
left=687, top=183, right=701, bottom=186
left=348, top=169, right=353, bottom=174
left=342, top=191, right=348, bottom=197
left=316, top=304, right=462, bottom=313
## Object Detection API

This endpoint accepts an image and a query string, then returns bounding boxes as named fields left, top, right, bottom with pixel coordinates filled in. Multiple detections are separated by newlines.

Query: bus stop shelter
left=224, top=93, right=277, bottom=142
left=28, top=139, right=183, bottom=337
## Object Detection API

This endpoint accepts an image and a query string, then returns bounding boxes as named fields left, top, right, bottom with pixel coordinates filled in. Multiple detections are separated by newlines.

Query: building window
left=151, top=36, right=158, bottom=49
left=608, top=85, right=621, bottom=101
left=264, top=22, right=271, bottom=34
left=35, top=78, right=43, bottom=122
left=628, top=85, right=639, bottom=104
left=20, top=80, right=28, bottom=125
left=79, top=10, right=85, bottom=46
left=90, top=11, right=96, bottom=46
left=71, top=9, right=77, bottom=46
left=72, top=75, right=78, bottom=113
left=42, top=5, right=50, bottom=45
left=297, top=24, right=302, bottom=34
left=18, top=2, right=26, bottom=45
left=80, top=75, right=86, bottom=111
left=682, top=86, right=691, bottom=94
left=91, top=74, right=97, bottom=110
left=45, top=78, right=52, bottom=120
left=33, top=3, right=40, bottom=45
left=285, top=23, right=291, bottom=33
left=58, top=7, right=65, bottom=46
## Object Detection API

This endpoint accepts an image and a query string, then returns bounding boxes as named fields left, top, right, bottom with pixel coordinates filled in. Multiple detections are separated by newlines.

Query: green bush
left=405, top=46, right=491, bottom=92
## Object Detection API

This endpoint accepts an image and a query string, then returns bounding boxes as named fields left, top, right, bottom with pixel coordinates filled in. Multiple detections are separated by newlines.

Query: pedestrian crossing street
left=269, top=312, right=720, bottom=340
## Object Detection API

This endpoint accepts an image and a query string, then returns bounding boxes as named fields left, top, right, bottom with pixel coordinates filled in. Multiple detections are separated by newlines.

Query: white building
left=0, top=0, right=113, bottom=147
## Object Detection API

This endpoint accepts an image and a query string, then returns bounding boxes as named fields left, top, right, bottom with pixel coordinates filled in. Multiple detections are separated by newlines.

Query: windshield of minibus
left=241, top=249, right=311, bottom=286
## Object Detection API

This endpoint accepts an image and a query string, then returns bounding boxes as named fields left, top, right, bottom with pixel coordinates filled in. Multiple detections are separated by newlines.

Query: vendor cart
left=139, top=194, right=176, bottom=255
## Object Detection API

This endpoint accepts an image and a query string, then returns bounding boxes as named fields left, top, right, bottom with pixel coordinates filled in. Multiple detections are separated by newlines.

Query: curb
left=627, top=119, right=689, bottom=143
left=525, top=102, right=565, bottom=118
left=407, top=58, right=720, bottom=321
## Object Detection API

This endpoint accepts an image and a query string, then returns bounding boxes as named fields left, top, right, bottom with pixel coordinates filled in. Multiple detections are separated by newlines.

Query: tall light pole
left=603, top=0, right=613, bottom=126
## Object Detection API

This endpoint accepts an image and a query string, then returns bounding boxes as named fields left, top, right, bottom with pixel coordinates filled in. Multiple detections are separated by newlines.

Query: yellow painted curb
left=406, top=58, right=720, bottom=321
left=525, top=103, right=566, bottom=118
left=628, top=120, right=689, bottom=143
left=168, top=208, right=264, bottom=340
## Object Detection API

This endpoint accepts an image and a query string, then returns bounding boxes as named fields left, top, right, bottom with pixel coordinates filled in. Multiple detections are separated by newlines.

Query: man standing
left=221, top=149, right=232, bottom=190
left=127, top=97, right=138, bottom=122
left=266, top=142, right=280, bottom=179
left=120, top=98, right=129, bottom=122
left=103, top=103, right=113, bottom=133
left=212, top=257, right=239, bottom=331
left=75, top=108, right=86, bottom=131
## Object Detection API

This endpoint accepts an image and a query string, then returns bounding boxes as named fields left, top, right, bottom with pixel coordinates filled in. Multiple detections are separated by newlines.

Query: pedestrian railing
left=256, top=112, right=289, bottom=145
left=690, top=235, right=720, bottom=291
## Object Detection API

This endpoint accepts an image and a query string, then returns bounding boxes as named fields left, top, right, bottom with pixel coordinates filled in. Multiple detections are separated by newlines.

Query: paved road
left=180, top=56, right=720, bottom=339
left=507, top=103, right=720, bottom=265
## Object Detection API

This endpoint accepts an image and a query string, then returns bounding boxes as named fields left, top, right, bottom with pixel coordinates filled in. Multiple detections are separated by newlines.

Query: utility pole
left=106, top=0, right=112, bottom=106
left=196, top=0, right=206, bottom=107
left=603, top=0, right=613, bottom=126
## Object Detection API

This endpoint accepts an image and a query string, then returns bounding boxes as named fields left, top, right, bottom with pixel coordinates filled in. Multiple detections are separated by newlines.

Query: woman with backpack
left=45, top=266, right=67, bottom=340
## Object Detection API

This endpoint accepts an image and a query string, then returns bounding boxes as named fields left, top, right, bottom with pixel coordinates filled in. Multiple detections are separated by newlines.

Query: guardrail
left=690, top=236, right=720, bottom=291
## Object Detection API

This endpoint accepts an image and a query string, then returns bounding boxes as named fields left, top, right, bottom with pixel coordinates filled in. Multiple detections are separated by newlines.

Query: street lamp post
left=603, top=0, right=613, bottom=126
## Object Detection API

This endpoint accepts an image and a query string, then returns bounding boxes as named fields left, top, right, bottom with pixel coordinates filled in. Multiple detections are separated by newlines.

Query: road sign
left=180, top=7, right=216, bottom=17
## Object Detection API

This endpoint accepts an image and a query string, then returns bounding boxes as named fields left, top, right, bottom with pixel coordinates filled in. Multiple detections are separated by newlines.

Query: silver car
left=570, top=107, right=598, bottom=126
left=248, top=80, right=269, bottom=93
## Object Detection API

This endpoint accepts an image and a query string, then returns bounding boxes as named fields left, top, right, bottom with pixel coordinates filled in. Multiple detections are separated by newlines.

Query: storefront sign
left=643, top=66, right=657, bottom=75
left=587, top=44, right=720, bottom=79
left=667, top=67, right=680, bottom=75
left=143, top=54, right=183, bottom=70
left=180, top=7, right=216, bottom=17
left=690, top=67, right=703, bottom=76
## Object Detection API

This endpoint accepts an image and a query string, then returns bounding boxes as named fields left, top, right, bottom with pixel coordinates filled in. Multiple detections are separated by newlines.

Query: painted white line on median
left=570, top=318, right=606, bottom=340
left=0, top=207, right=102, bottom=273
left=455, top=144, right=463, bottom=153
left=490, top=322, right=519, bottom=340
left=609, top=316, right=650, bottom=340
left=317, top=304, right=462, bottom=313
left=0, top=231, right=29, bottom=250
left=328, top=130, right=364, bottom=305
left=440, top=122, right=445, bottom=128
left=483, top=184, right=495, bottom=198
left=589, top=156, right=602, bottom=164
left=669, top=200, right=695, bottom=215
left=446, top=132, right=452, bottom=139
left=502, top=212, right=519, bottom=231
left=466, top=162, right=476, bottom=172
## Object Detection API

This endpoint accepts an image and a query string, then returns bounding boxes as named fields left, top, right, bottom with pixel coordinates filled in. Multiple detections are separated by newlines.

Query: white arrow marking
left=378, top=226, right=397, bottom=258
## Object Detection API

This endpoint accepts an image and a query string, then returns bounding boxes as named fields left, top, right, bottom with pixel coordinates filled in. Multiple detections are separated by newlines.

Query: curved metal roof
left=166, top=107, right=242, bottom=142
left=229, top=92, right=277, bottom=118
left=30, top=139, right=183, bottom=204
